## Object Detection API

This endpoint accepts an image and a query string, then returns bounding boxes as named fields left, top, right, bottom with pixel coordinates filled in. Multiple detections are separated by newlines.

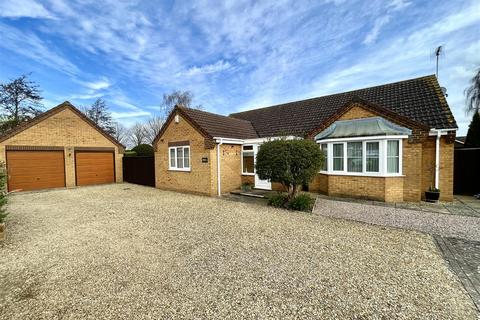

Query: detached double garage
left=0, top=102, right=124, bottom=192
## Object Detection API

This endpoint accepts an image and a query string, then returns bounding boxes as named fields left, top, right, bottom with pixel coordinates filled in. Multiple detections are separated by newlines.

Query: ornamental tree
left=465, top=112, right=480, bottom=148
left=255, top=139, right=324, bottom=199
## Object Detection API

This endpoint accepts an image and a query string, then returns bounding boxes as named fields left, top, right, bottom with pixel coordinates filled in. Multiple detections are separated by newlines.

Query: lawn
left=0, top=184, right=476, bottom=319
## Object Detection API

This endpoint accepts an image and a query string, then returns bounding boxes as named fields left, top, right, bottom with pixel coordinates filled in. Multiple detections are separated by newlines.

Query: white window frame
left=168, top=146, right=191, bottom=171
left=318, top=136, right=404, bottom=177
left=241, top=144, right=256, bottom=176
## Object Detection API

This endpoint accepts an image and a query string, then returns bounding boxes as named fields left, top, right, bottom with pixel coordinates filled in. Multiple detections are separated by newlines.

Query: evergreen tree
left=83, top=98, right=115, bottom=135
left=465, top=112, right=480, bottom=148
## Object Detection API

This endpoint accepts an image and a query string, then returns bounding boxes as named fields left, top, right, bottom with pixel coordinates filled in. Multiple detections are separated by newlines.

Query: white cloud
left=389, top=0, right=411, bottom=11
left=363, top=15, right=391, bottom=45
left=0, top=0, right=54, bottom=19
left=178, top=60, right=231, bottom=77
left=82, top=78, right=111, bottom=91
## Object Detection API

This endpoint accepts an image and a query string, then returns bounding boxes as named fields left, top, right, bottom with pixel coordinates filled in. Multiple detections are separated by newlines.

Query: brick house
left=154, top=75, right=457, bottom=202
left=0, top=101, right=124, bottom=191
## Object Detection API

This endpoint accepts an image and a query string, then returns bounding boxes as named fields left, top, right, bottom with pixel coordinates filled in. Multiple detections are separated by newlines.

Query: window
left=366, top=142, right=379, bottom=172
left=347, top=142, right=362, bottom=172
left=169, top=146, right=190, bottom=171
left=320, top=144, right=328, bottom=171
left=387, top=140, right=399, bottom=173
left=242, top=145, right=255, bottom=174
left=317, top=138, right=402, bottom=176
left=333, top=143, right=344, bottom=171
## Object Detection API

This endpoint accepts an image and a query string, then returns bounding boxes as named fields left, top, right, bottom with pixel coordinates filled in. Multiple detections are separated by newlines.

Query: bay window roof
left=314, top=117, right=412, bottom=141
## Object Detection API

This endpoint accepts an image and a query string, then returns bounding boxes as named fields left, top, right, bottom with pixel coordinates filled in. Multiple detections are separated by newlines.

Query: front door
left=253, top=144, right=272, bottom=190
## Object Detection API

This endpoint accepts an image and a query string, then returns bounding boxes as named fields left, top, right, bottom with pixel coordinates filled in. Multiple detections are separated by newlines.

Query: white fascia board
left=213, top=137, right=244, bottom=144
left=243, top=136, right=300, bottom=144
left=428, top=128, right=457, bottom=136
left=316, top=135, right=408, bottom=143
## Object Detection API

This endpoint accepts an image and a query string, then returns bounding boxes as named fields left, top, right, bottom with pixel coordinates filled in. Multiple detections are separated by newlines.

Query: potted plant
left=0, top=162, right=8, bottom=241
left=425, top=185, right=440, bottom=202
left=241, top=182, right=253, bottom=192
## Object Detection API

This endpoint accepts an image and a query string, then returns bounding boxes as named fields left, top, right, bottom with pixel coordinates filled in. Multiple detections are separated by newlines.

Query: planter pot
left=425, top=191, right=440, bottom=203
left=242, top=185, right=252, bottom=192
left=0, top=223, right=5, bottom=241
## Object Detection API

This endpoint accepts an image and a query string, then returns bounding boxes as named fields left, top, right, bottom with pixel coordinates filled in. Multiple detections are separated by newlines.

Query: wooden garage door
left=6, top=151, right=65, bottom=191
left=75, top=151, right=115, bottom=186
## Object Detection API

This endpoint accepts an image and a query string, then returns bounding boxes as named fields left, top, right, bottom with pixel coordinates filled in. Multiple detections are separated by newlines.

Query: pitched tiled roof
left=173, top=106, right=258, bottom=139
left=230, top=75, right=457, bottom=137
left=0, top=101, right=125, bottom=149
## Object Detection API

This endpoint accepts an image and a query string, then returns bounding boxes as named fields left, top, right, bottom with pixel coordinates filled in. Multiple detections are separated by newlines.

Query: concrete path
left=314, top=197, right=480, bottom=242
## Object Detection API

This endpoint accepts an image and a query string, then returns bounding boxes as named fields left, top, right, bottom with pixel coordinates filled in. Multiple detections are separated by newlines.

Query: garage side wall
left=0, top=108, right=123, bottom=187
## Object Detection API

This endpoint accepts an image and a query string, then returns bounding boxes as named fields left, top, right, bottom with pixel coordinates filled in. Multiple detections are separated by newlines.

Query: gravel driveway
left=314, top=197, right=480, bottom=241
left=0, top=184, right=477, bottom=319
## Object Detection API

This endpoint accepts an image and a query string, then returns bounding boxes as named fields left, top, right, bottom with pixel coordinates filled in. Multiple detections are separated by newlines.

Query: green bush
left=123, top=150, right=137, bottom=157
left=256, top=139, right=324, bottom=200
left=241, top=182, right=252, bottom=191
left=131, top=144, right=154, bottom=156
left=268, top=193, right=288, bottom=208
left=288, top=193, right=315, bottom=212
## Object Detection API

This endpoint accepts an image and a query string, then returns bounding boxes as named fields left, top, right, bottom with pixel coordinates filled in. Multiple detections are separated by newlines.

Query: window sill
left=168, top=168, right=191, bottom=172
left=242, top=173, right=256, bottom=176
left=319, top=171, right=404, bottom=178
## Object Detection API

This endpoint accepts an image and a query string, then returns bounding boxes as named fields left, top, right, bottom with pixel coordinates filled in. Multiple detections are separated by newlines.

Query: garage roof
left=0, top=101, right=125, bottom=149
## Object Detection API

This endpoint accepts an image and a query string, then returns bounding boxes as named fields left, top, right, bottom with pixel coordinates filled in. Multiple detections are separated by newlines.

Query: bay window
left=319, top=138, right=403, bottom=176
left=366, top=142, right=380, bottom=172
left=169, top=146, right=190, bottom=171
left=320, top=144, right=328, bottom=171
left=332, top=143, right=344, bottom=171
left=387, top=140, right=400, bottom=173
left=347, top=142, right=362, bottom=172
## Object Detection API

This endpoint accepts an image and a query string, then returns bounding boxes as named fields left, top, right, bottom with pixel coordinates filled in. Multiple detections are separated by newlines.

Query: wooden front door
left=75, top=151, right=115, bottom=186
left=6, top=150, right=65, bottom=191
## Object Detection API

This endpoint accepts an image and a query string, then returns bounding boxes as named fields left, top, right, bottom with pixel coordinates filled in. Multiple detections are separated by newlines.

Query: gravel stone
left=0, top=184, right=477, bottom=319
left=314, top=197, right=480, bottom=242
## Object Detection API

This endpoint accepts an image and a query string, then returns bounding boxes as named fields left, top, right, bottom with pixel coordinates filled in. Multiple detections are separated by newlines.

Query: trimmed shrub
left=268, top=193, right=288, bottom=208
left=256, top=139, right=324, bottom=200
left=288, top=193, right=315, bottom=212
left=131, top=144, right=154, bottom=156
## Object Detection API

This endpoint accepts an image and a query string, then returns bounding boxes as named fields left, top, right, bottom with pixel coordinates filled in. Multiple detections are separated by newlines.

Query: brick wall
left=309, top=173, right=329, bottom=194
left=384, top=177, right=404, bottom=202
left=155, top=112, right=215, bottom=195
left=421, top=137, right=454, bottom=201
left=327, top=175, right=386, bottom=201
left=218, top=144, right=242, bottom=194
left=0, top=108, right=123, bottom=187
left=338, top=105, right=377, bottom=121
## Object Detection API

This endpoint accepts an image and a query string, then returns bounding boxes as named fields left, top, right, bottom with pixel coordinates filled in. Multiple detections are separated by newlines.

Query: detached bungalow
left=153, top=75, right=457, bottom=202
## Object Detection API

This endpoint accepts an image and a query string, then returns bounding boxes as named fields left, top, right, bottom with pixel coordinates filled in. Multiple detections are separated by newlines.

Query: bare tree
left=0, top=74, right=43, bottom=132
left=465, top=68, right=480, bottom=114
left=160, top=90, right=202, bottom=120
left=129, top=122, right=146, bottom=147
left=144, top=115, right=164, bottom=144
left=113, top=122, right=129, bottom=145
left=83, top=98, right=115, bottom=135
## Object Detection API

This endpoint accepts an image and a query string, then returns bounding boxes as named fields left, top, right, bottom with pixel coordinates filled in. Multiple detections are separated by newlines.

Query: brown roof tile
left=230, top=75, right=457, bottom=137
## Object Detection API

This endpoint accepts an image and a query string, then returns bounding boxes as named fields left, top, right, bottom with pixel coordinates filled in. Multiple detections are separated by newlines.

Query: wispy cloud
left=363, top=15, right=391, bottom=45
left=0, top=0, right=478, bottom=134
left=178, top=60, right=231, bottom=77
left=0, top=0, right=54, bottom=19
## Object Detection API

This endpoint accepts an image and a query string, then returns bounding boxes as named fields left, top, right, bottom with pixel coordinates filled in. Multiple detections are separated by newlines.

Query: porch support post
left=434, top=130, right=441, bottom=189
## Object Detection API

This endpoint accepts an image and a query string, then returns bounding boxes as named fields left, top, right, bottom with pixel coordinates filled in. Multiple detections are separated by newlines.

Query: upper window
left=242, top=145, right=255, bottom=174
left=169, top=146, right=190, bottom=171
left=387, top=140, right=399, bottom=173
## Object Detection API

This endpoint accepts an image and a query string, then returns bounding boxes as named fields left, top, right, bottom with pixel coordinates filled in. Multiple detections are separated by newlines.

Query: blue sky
left=0, top=0, right=479, bottom=134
